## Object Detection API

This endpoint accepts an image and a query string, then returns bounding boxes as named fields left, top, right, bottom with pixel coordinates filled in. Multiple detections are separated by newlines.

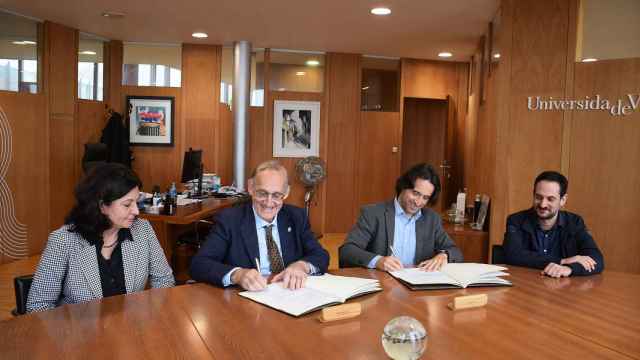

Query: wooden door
left=355, top=112, right=402, bottom=213
left=401, top=97, right=451, bottom=213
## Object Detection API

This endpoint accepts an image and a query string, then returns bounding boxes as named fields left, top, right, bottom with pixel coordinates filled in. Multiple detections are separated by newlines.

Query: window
left=122, top=43, right=181, bottom=87
left=220, top=46, right=233, bottom=106
left=0, top=10, right=40, bottom=93
left=251, top=49, right=265, bottom=107
left=361, top=56, right=399, bottom=112
left=78, top=33, right=105, bottom=101
left=269, top=50, right=324, bottom=93
left=220, top=48, right=265, bottom=107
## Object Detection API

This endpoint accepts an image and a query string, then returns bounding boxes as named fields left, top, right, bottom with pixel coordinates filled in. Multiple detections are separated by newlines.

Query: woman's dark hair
left=65, top=163, right=142, bottom=245
left=395, top=163, right=441, bottom=205
left=534, top=171, right=568, bottom=197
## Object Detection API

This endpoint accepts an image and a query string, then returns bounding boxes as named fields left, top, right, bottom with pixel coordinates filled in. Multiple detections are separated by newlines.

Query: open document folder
left=390, top=263, right=512, bottom=290
left=238, top=274, right=382, bottom=317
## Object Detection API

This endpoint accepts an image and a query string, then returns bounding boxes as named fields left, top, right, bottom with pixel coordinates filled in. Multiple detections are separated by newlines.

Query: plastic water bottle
left=455, top=188, right=467, bottom=224
left=169, top=182, right=177, bottom=199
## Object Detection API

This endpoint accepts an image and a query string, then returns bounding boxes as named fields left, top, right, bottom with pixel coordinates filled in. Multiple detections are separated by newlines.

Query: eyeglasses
left=253, top=190, right=286, bottom=202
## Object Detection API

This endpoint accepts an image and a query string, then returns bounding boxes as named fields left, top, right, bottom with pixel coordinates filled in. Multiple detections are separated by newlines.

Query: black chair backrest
left=491, top=244, right=506, bottom=265
left=13, top=274, right=34, bottom=316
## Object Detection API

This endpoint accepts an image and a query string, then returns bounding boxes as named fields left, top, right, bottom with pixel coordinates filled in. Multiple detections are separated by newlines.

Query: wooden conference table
left=2, top=267, right=639, bottom=359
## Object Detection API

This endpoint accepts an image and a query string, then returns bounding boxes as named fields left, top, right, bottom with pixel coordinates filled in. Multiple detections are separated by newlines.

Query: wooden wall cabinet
left=442, top=222, right=489, bottom=263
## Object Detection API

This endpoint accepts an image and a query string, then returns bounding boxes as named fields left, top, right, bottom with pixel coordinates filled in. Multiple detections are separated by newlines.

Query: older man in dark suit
left=339, top=163, right=463, bottom=272
left=191, top=161, right=329, bottom=291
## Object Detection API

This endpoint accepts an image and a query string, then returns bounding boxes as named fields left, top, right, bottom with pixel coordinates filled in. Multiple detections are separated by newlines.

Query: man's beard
left=536, top=207, right=557, bottom=220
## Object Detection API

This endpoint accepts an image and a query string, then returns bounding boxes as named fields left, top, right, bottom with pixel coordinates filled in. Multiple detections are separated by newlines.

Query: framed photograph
left=126, top=96, right=174, bottom=146
left=273, top=100, right=320, bottom=157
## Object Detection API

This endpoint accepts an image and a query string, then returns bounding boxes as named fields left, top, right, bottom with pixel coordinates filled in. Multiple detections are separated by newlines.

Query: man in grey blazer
left=339, top=163, right=463, bottom=271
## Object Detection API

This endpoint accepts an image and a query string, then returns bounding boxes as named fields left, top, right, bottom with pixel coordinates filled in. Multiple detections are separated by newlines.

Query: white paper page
left=239, top=283, right=339, bottom=317
left=389, top=268, right=460, bottom=286
left=305, top=274, right=380, bottom=301
left=441, top=263, right=509, bottom=288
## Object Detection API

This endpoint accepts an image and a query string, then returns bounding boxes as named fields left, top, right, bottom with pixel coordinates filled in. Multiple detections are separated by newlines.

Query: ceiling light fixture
left=79, top=50, right=97, bottom=55
left=192, top=32, right=208, bottom=39
left=101, top=11, right=125, bottom=18
left=371, top=7, right=391, bottom=15
left=306, top=60, right=320, bottom=66
left=493, top=53, right=501, bottom=59
left=438, top=52, right=453, bottom=58
left=582, top=58, right=598, bottom=62
left=12, top=40, right=37, bottom=45
left=296, top=71, right=306, bottom=76
left=362, top=86, right=370, bottom=91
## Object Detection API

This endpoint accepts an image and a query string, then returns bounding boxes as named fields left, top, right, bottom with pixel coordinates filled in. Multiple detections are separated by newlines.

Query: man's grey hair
left=250, top=160, right=289, bottom=187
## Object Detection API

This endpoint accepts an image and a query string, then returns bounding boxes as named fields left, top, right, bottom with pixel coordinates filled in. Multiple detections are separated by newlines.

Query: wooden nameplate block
left=319, top=303, right=362, bottom=323
left=447, top=294, right=488, bottom=311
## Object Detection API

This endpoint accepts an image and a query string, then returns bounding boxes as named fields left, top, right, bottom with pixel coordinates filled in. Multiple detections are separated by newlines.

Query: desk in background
left=441, top=221, right=489, bottom=263
left=139, top=196, right=245, bottom=276
left=1, top=267, right=638, bottom=359
left=320, top=223, right=489, bottom=270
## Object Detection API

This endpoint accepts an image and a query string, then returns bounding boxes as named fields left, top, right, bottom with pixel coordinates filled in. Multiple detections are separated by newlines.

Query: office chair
left=491, top=244, right=506, bottom=265
left=12, top=274, right=34, bottom=316
left=82, top=143, right=108, bottom=174
left=175, top=219, right=215, bottom=285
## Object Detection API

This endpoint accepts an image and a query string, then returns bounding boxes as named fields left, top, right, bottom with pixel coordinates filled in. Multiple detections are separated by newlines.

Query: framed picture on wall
left=273, top=100, right=320, bottom=157
left=126, top=96, right=175, bottom=146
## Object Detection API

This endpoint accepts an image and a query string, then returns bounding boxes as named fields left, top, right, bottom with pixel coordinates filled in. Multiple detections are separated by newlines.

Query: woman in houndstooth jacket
left=27, top=164, right=175, bottom=312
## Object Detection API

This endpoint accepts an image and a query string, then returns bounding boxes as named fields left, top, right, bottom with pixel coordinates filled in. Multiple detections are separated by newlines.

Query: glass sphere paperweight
left=381, top=316, right=427, bottom=360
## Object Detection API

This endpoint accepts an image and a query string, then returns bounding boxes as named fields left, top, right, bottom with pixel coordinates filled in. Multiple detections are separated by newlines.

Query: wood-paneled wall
left=355, top=112, right=401, bottom=208
left=76, top=100, right=108, bottom=177
left=485, top=0, right=570, bottom=250
left=324, top=53, right=361, bottom=233
left=0, top=92, right=49, bottom=264
left=44, top=21, right=78, bottom=230
left=568, top=59, right=640, bottom=273
left=105, top=41, right=123, bottom=111
left=216, top=105, right=234, bottom=185
left=122, top=86, right=182, bottom=191
left=181, top=44, right=221, bottom=178
left=400, top=59, right=469, bottom=210
left=470, top=0, right=640, bottom=273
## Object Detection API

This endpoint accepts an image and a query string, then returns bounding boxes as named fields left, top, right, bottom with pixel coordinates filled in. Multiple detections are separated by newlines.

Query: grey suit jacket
left=339, top=201, right=463, bottom=267
left=27, top=218, right=175, bottom=312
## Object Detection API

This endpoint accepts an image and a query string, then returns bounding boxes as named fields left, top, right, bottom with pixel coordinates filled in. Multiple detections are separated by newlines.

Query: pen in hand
left=389, top=245, right=399, bottom=258
left=385, top=246, right=404, bottom=271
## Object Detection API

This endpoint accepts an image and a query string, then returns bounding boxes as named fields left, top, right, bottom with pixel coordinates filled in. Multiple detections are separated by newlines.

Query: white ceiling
left=1, top=0, right=499, bottom=61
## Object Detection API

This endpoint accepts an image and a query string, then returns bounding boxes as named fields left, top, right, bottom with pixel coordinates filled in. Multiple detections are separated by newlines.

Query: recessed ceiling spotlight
left=371, top=7, right=391, bottom=15
left=296, top=71, right=306, bottom=76
left=101, top=11, right=125, bottom=18
left=79, top=50, right=97, bottom=55
left=438, top=52, right=453, bottom=58
left=493, top=53, right=501, bottom=59
left=192, top=32, right=208, bottom=39
left=582, top=58, right=597, bottom=62
left=306, top=60, right=320, bottom=66
left=12, top=40, right=37, bottom=45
